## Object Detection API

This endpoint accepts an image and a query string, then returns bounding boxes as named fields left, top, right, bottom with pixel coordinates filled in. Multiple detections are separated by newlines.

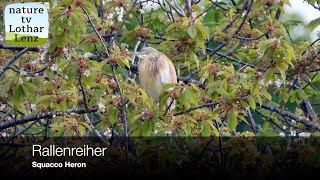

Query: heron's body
left=135, top=47, right=177, bottom=106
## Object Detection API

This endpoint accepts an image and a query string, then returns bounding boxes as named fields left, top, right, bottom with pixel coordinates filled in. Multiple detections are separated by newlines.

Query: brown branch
left=111, top=65, right=129, bottom=161
left=0, top=42, right=40, bottom=52
left=210, top=0, right=228, bottom=11
left=80, top=5, right=110, bottom=57
left=78, top=75, right=89, bottom=110
left=0, top=47, right=31, bottom=77
left=236, top=31, right=269, bottom=40
left=0, top=107, right=99, bottom=131
left=233, top=0, right=254, bottom=37
left=257, top=102, right=320, bottom=131
left=174, top=102, right=215, bottom=116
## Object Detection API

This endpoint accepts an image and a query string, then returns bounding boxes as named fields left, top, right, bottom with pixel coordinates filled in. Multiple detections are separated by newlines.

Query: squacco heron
left=130, top=47, right=177, bottom=108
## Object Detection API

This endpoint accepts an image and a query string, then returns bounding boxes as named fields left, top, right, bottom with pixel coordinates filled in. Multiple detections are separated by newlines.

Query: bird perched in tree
left=130, top=47, right=177, bottom=109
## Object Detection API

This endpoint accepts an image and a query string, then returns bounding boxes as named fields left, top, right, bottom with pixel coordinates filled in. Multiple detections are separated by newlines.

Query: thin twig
left=174, top=102, right=215, bottom=116
left=80, top=6, right=110, bottom=57
left=257, top=102, right=320, bottom=130
left=0, top=47, right=31, bottom=77
left=0, top=107, right=98, bottom=131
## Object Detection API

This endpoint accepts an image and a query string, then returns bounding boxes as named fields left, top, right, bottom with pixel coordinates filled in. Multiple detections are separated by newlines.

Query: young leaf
left=227, top=111, right=237, bottom=131
left=249, top=96, right=256, bottom=110
left=187, top=26, right=197, bottom=39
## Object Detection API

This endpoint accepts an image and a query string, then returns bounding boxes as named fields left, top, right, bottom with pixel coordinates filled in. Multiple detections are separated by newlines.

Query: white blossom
left=266, top=80, right=273, bottom=86
left=279, top=132, right=285, bottom=137
left=31, top=61, right=38, bottom=65
left=103, top=128, right=112, bottom=137
left=154, top=130, right=158, bottom=134
left=20, top=70, right=27, bottom=76
left=164, top=130, right=172, bottom=135
left=139, top=9, right=145, bottom=14
left=84, top=70, right=90, bottom=77
left=50, top=64, right=58, bottom=72
left=0, top=104, right=6, bottom=110
left=107, top=12, right=114, bottom=19
left=64, top=75, right=69, bottom=79
left=98, top=103, right=106, bottom=113
left=52, top=115, right=56, bottom=118
left=259, top=80, right=265, bottom=86
left=168, top=87, right=174, bottom=91
left=290, top=130, right=296, bottom=137
left=275, top=79, right=283, bottom=87
left=298, top=132, right=311, bottom=138
left=242, top=11, right=247, bottom=17
left=117, top=14, right=123, bottom=22
left=283, top=126, right=287, bottom=130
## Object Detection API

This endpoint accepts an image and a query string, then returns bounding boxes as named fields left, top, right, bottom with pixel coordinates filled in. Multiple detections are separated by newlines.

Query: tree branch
left=174, top=102, right=215, bottom=116
left=0, top=47, right=31, bottom=77
left=0, top=42, right=40, bottom=52
left=257, top=102, right=320, bottom=131
left=0, top=107, right=98, bottom=131
left=80, top=5, right=110, bottom=57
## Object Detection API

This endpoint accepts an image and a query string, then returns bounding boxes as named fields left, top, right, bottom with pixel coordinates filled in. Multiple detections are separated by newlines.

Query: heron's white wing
left=159, top=65, right=172, bottom=83
left=158, top=54, right=177, bottom=83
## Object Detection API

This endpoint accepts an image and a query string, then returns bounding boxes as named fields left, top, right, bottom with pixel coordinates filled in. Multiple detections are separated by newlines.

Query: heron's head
left=129, top=47, right=159, bottom=59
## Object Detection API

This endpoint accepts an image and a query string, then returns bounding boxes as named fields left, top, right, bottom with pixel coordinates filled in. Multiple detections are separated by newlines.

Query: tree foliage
left=1, top=0, right=320, bottom=142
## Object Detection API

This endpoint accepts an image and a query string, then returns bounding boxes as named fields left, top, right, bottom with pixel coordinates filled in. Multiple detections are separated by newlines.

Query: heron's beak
left=128, top=51, right=140, bottom=55
left=128, top=51, right=146, bottom=59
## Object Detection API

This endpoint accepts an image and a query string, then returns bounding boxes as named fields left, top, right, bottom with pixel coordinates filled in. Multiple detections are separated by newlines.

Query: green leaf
left=262, top=90, right=272, bottom=101
left=207, top=120, right=219, bottom=137
left=256, top=128, right=278, bottom=136
left=305, top=17, right=320, bottom=32
left=201, top=121, right=212, bottom=137
left=181, top=88, right=191, bottom=106
left=312, top=73, right=320, bottom=82
left=79, top=122, right=93, bottom=132
left=68, top=66, right=78, bottom=80
left=51, top=125, right=65, bottom=137
left=227, top=111, right=237, bottom=131
left=283, top=43, right=295, bottom=61
left=195, top=23, right=210, bottom=39
left=0, top=79, right=13, bottom=94
left=281, top=0, right=291, bottom=6
left=187, top=26, right=197, bottom=39
left=12, top=85, right=24, bottom=103
left=36, top=95, right=53, bottom=104
left=107, top=106, right=118, bottom=125
left=166, top=23, right=179, bottom=32
left=249, top=96, right=256, bottom=110
left=252, top=81, right=259, bottom=95
left=141, top=121, right=151, bottom=136
left=78, top=125, right=86, bottom=136
left=277, top=67, right=286, bottom=85
left=224, top=65, right=234, bottom=74
left=216, top=87, right=233, bottom=99
left=190, top=52, right=199, bottom=68
left=238, top=115, right=249, bottom=125
left=203, top=9, right=219, bottom=26
left=129, top=90, right=136, bottom=103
